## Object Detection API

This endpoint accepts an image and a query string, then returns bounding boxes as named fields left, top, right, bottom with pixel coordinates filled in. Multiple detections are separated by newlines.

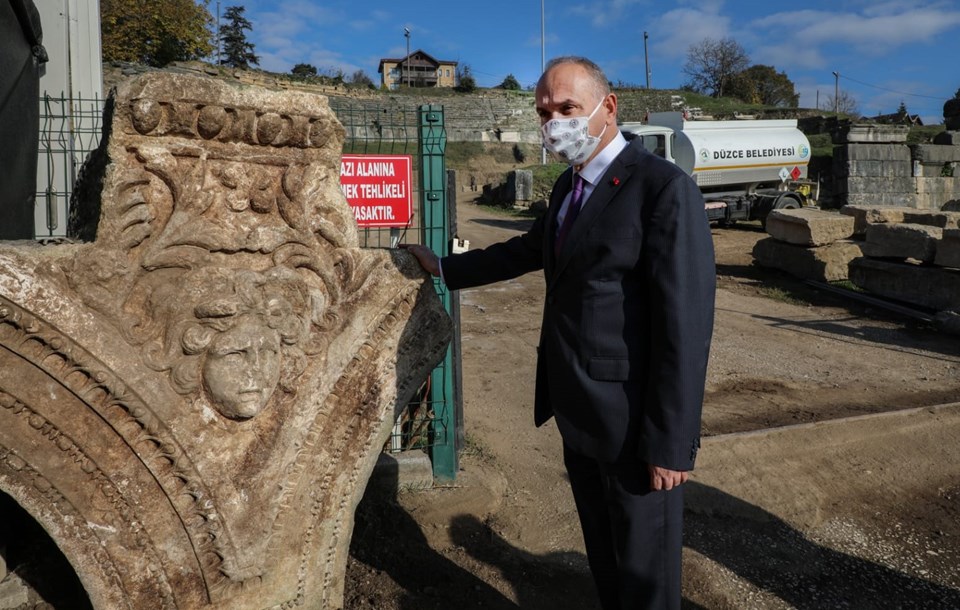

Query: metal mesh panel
left=331, top=98, right=455, bottom=465
left=329, top=97, right=422, bottom=249
left=36, top=92, right=104, bottom=237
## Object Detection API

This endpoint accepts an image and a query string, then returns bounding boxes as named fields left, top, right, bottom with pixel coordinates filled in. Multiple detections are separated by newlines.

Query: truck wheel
left=773, top=192, right=803, bottom=210
left=759, top=193, right=803, bottom=229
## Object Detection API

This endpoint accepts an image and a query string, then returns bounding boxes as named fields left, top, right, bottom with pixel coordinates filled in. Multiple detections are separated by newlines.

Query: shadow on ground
left=346, top=476, right=711, bottom=609
left=685, top=482, right=960, bottom=609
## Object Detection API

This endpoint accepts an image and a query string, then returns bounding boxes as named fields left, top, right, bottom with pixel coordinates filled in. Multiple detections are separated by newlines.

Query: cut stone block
left=935, top=229, right=960, bottom=269
left=765, top=208, right=855, bottom=246
left=835, top=143, right=911, bottom=162
left=861, top=223, right=943, bottom=263
left=933, top=131, right=960, bottom=145
left=911, top=144, right=960, bottom=163
left=840, top=205, right=907, bottom=235
left=843, top=193, right=917, bottom=208
left=849, top=257, right=960, bottom=311
left=836, top=176, right=917, bottom=195
left=753, top=237, right=862, bottom=282
left=902, top=210, right=960, bottom=229
left=369, top=450, right=435, bottom=494
left=505, top=169, right=534, bottom=202
left=835, top=125, right=909, bottom=144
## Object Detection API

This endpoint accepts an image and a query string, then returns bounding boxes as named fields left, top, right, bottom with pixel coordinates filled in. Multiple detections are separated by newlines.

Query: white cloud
left=749, top=6, right=960, bottom=59
left=246, top=0, right=383, bottom=73
left=752, top=42, right=827, bottom=71
left=649, top=8, right=732, bottom=59
left=591, top=0, right=650, bottom=27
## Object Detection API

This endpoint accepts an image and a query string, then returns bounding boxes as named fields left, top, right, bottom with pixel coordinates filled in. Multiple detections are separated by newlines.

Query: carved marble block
left=0, top=73, right=451, bottom=609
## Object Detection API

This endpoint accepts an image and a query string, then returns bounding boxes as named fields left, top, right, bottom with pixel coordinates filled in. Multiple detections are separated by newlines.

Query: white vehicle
left=620, top=112, right=816, bottom=224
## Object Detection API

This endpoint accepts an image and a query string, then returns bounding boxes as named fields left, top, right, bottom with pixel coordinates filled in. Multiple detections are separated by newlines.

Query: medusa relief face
left=201, top=314, right=283, bottom=420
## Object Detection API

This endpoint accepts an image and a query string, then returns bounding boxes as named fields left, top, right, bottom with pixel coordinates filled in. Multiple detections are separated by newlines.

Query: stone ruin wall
left=0, top=72, right=451, bottom=609
left=832, top=97, right=960, bottom=211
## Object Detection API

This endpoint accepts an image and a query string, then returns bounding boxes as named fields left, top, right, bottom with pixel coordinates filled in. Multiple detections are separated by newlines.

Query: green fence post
left=419, top=104, right=457, bottom=482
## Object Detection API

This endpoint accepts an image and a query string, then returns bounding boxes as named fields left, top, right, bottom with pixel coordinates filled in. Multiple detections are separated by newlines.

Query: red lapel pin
left=612, top=177, right=620, bottom=186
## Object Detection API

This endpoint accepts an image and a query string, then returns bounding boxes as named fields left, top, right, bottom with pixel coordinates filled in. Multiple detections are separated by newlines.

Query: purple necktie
left=555, top=173, right=585, bottom=257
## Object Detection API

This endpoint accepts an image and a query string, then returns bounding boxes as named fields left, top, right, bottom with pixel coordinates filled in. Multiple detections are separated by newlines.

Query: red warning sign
left=339, top=154, right=413, bottom=228
left=790, top=166, right=802, bottom=181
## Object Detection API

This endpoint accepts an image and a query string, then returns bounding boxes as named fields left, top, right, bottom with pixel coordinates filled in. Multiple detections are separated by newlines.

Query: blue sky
left=236, top=0, right=960, bottom=125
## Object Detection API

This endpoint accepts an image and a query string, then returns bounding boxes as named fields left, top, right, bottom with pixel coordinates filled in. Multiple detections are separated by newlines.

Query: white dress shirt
left=555, top=131, right=629, bottom=231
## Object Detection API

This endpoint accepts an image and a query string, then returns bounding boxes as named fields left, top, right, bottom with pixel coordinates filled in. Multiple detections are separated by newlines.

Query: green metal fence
left=37, top=93, right=462, bottom=482
left=36, top=92, right=104, bottom=237
left=329, top=98, right=460, bottom=481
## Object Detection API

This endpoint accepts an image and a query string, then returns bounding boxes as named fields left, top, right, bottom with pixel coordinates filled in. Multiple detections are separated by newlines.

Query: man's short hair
left=542, top=56, right=610, bottom=99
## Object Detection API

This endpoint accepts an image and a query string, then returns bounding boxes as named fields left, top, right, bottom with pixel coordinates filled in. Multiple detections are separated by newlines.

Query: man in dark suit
left=405, top=56, right=715, bottom=610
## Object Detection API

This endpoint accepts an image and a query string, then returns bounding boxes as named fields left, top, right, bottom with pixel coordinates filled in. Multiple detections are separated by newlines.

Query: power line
left=839, top=73, right=947, bottom=101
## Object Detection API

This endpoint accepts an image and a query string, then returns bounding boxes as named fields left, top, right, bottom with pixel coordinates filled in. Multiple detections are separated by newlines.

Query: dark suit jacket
left=442, top=139, right=716, bottom=470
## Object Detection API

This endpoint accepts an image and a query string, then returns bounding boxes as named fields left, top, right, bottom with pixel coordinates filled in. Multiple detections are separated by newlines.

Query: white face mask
left=541, top=97, right=608, bottom=166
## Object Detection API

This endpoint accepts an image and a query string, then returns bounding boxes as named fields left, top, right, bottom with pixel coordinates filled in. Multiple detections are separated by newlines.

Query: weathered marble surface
left=0, top=72, right=450, bottom=609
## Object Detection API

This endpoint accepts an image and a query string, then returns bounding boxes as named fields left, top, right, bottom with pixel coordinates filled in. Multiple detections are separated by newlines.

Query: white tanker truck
left=620, top=112, right=816, bottom=224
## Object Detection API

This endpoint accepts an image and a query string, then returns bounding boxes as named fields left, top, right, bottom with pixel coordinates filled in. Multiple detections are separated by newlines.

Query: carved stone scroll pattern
left=128, top=99, right=339, bottom=151
left=263, top=286, right=417, bottom=608
left=272, top=282, right=441, bottom=608
left=316, top=284, right=449, bottom=605
left=0, top=389, right=175, bottom=609
left=0, top=447, right=130, bottom=607
left=0, top=298, right=243, bottom=599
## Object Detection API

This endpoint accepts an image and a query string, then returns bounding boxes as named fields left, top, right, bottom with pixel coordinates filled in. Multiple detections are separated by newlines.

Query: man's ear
left=604, top=93, right=618, bottom=123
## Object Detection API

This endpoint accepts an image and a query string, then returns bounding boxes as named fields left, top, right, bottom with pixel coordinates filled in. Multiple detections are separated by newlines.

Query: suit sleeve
left=639, top=172, right=716, bottom=471
left=439, top=214, right=546, bottom=291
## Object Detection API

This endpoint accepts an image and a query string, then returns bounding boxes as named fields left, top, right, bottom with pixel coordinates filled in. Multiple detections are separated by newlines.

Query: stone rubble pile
left=752, top=207, right=861, bottom=282
left=752, top=204, right=960, bottom=334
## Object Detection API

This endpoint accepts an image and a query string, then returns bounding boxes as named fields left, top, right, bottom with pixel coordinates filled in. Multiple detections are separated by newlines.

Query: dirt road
left=345, top=199, right=960, bottom=609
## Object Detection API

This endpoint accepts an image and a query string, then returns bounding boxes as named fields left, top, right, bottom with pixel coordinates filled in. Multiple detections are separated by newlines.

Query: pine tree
left=219, top=5, right=259, bottom=69
left=498, top=74, right=521, bottom=90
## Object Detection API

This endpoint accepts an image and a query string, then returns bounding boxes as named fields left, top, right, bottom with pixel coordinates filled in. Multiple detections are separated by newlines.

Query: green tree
left=726, top=65, right=799, bottom=107
left=498, top=74, right=521, bottom=90
left=349, top=70, right=375, bottom=87
left=291, top=63, right=317, bottom=78
left=682, top=37, right=750, bottom=98
left=219, top=5, right=259, bottom=69
left=321, top=67, right=345, bottom=85
left=101, top=0, right=214, bottom=67
left=945, top=90, right=960, bottom=119
left=455, top=64, right=477, bottom=93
